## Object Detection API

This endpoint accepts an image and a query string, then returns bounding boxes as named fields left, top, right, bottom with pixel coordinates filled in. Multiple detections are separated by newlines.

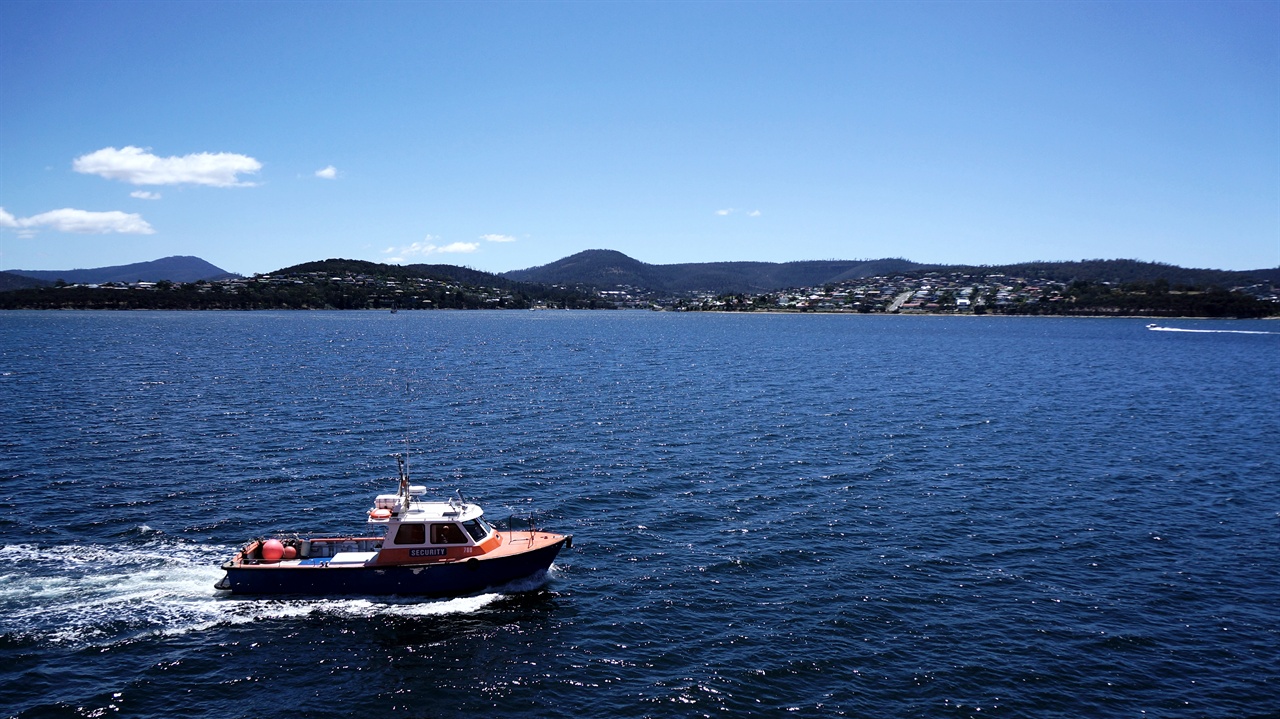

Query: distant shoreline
left=2, top=306, right=1276, bottom=321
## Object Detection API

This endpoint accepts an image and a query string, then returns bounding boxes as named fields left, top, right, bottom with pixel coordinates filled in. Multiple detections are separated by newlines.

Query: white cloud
left=438, top=242, right=479, bottom=253
left=748, top=210, right=761, bottom=217
left=480, top=233, right=516, bottom=243
left=315, top=165, right=338, bottom=179
left=383, top=237, right=480, bottom=263
left=130, top=190, right=162, bottom=200
left=716, top=208, right=734, bottom=216
left=0, top=207, right=154, bottom=235
left=73, top=146, right=262, bottom=187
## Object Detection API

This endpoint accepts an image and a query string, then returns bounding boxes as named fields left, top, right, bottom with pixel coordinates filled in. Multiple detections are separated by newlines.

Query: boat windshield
left=462, top=517, right=493, bottom=542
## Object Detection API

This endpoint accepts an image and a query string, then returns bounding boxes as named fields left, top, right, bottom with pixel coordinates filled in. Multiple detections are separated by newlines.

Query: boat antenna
left=395, top=453, right=409, bottom=497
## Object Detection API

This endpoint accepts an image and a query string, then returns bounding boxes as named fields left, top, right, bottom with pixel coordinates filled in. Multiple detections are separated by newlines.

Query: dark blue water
left=2, top=311, right=1277, bottom=718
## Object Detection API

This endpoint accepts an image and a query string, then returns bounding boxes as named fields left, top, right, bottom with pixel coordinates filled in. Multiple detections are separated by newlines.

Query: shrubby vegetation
left=998, top=279, right=1276, bottom=318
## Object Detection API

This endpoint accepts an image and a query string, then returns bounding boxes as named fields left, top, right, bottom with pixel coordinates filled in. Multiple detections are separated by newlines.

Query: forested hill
left=257, top=257, right=603, bottom=308
left=0, top=257, right=605, bottom=310
left=3, top=255, right=238, bottom=284
left=952, top=260, right=1280, bottom=288
left=0, top=271, right=49, bottom=291
left=506, top=250, right=1278, bottom=294
left=274, top=258, right=530, bottom=290
left=503, top=250, right=930, bottom=294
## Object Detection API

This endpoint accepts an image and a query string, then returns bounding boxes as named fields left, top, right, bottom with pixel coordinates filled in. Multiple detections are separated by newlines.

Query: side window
left=431, top=523, right=465, bottom=544
left=395, top=523, right=426, bottom=545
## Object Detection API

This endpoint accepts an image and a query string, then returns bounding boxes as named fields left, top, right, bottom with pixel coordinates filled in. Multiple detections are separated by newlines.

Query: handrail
left=503, top=511, right=540, bottom=544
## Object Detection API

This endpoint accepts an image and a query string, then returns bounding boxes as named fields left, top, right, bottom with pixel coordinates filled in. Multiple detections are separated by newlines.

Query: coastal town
left=576, top=270, right=1279, bottom=316
left=597, top=271, right=1069, bottom=312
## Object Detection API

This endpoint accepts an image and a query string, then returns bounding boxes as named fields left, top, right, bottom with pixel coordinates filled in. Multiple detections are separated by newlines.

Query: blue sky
left=2, top=1, right=1276, bottom=276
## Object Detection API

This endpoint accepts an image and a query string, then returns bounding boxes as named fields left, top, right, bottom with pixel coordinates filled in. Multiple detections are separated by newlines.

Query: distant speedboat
left=215, top=456, right=571, bottom=596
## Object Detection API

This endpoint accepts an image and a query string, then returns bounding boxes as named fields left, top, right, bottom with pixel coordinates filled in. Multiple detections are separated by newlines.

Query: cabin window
left=431, top=523, right=466, bottom=545
left=395, top=523, right=426, bottom=545
left=462, top=518, right=492, bottom=542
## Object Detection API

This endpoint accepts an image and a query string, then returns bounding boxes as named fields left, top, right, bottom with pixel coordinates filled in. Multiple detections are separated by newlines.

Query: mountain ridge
left=504, top=250, right=1280, bottom=294
left=4, top=251, right=1276, bottom=296
left=3, top=256, right=239, bottom=285
left=502, top=249, right=934, bottom=293
left=0, top=271, right=50, bottom=292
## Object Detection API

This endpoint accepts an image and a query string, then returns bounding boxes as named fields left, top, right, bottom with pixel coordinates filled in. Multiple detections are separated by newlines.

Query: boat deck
left=227, top=531, right=567, bottom=569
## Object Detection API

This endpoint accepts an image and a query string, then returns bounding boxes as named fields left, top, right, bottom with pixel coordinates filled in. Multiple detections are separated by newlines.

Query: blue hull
left=221, top=539, right=567, bottom=597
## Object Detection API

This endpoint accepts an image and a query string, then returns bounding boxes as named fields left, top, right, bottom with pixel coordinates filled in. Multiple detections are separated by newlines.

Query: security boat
left=215, top=456, right=571, bottom=596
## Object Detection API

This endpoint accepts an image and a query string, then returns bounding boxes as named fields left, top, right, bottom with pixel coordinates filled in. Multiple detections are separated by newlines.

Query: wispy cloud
left=0, top=206, right=155, bottom=235
left=315, top=165, right=338, bottom=180
left=748, top=210, right=761, bottom=217
left=715, top=208, right=762, bottom=217
left=715, top=208, right=734, bottom=216
left=130, top=190, right=162, bottom=200
left=383, top=236, right=480, bottom=263
left=73, top=146, right=262, bottom=187
left=480, top=233, right=516, bottom=243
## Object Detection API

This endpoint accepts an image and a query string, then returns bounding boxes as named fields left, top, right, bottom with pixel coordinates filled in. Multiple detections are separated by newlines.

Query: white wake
left=0, top=541, right=543, bottom=647
left=1147, top=325, right=1277, bottom=335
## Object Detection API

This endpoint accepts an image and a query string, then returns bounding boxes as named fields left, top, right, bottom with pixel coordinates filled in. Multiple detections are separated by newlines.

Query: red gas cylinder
left=262, top=539, right=285, bottom=562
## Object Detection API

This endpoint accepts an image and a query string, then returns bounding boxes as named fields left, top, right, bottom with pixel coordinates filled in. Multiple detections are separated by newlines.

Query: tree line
left=0, top=279, right=609, bottom=311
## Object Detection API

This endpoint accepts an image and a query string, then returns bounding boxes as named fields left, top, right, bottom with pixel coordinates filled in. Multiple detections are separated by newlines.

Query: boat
left=214, top=455, right=572, bottom=596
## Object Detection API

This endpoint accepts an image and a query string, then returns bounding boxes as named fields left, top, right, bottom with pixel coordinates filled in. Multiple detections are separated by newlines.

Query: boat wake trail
left=1147, top=325, right=1278, bottom=335
left=0, top=541, right=524, bottom=648
left=0, top=541, right=226, bottom=646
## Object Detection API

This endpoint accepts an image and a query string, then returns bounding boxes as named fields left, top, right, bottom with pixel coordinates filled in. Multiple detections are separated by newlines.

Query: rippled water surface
left=2, top=311, right=1278, bottom=718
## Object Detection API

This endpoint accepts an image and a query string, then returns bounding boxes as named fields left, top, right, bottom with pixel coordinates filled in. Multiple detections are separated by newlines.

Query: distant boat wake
left=1147, top=324, right=1278, bottom=335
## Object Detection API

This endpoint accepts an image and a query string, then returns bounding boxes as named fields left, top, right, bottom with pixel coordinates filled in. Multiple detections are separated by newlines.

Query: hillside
left=951, top=259, right=1280, bottom=288
left=0, top=257, right=606, bottom=310
left=260, top=258, right=603, bottom=309
left=0, top=271, right=49, bottom=292
left=274, top=258, right=536, bottom=291
left=506, top=250, right=1279, bottom=294
left=504, top=250, right=931, bottom=294
left=4, top=255, right=239, bottom=284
